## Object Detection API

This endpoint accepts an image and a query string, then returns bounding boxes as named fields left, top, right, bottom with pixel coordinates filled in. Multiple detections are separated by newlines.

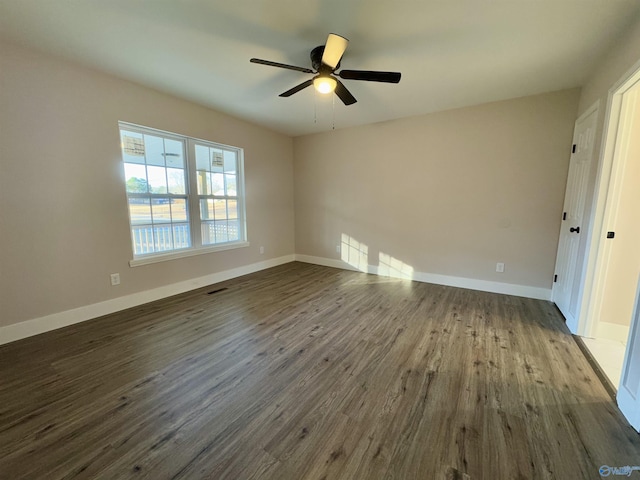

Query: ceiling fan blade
left=322, top=33, right=349, bottom=69
left=279, top=79, right=314, bottom=97
left=334, top=79, right=357, bottom=105
left=339, top=70, right=401, bottom=83
left=250, top=58, right=314, bottom=74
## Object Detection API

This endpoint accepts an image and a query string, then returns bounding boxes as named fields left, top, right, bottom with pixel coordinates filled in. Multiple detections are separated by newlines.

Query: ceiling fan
left=250, top=33, right=401, bottom=106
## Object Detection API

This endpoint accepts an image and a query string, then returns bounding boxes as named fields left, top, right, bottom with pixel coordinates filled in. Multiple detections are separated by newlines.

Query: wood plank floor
left=1, top=262, right=639, bottom=479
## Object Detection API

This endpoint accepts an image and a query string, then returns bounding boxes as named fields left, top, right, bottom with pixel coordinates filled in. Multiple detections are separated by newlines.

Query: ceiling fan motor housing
left=311, top=46, right=339, bottom=73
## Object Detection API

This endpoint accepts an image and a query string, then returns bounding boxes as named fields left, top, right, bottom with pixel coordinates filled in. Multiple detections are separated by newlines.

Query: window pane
left=164, top=139, right=184, bottom=168
left=196, top=144, right=210, bottom=171
left=196, top=170, right=210, bottom=195
left=223, top=150, right=237, bottom=173
left=121, top=131, right=145, bottom=164
left=124, top=163, right=149, bottom=193
left=152, top=198, right=172, bottom=223
left=201, top=221, right=214, bottom=245
left=173, top=224, right=191, bottom=249
left=147, top=166, right=168, bottom=194
left=154, top=225, right=173, bottom=251
left=225, top=174, right=237, bottom=196
left=214, top=199, right=227, bottom=220
left=131, top=225, right=155, bottom=255
left=215, top=220, right=229, bottom=242
left=200, top=198, right=213, bottom=220
left=212, top=173, right=224, bottom=195
left=227, top=199, right=238, bottom=219
left=211, top=149, right=224, bottom=173
left=167, top=168, right=186, bottom=194
left=144, top=135, right=165, bottom=167
left=129, top=198, right=152, bottom=224
left=227, top=219, right=240, bottom=242
left=171, top=198, right=188, bottom=222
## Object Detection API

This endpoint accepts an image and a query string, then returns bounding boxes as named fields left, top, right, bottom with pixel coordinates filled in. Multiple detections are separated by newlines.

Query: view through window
left=119, top=123, right=246, bottom=259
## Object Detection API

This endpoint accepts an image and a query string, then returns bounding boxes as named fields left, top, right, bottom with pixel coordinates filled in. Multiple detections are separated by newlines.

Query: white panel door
left=617, top=277, right=640, bottom=431
left=552, top=108, right=597, bottom=332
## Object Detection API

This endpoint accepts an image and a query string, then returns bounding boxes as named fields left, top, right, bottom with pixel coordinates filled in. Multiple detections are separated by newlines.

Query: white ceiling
left=1, top=1, right=639, bottom=136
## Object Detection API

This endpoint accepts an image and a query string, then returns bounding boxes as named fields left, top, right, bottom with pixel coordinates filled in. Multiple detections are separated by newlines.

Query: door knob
left=570, top=226, right=580, bottom=233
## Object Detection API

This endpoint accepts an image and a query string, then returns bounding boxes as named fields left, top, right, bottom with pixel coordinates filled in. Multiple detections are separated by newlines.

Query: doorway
left=583, top=83, right=640, bottom=387
left=576, top=61, right=640, bottom=430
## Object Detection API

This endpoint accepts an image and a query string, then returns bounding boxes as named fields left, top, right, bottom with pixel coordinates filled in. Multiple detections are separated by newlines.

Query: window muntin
left=119, top=123, right=246, bottom=260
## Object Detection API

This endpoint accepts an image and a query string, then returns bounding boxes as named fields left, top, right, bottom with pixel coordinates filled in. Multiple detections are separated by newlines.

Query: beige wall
left=293, top=89, right=580, bottom=289
left=578, top=18, right=640, bottom=118
left=0, top=40, right=295, bottom=328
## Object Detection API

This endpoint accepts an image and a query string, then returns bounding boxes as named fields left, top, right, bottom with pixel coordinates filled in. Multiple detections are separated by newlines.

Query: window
left=118, top=122, right=247, bottom=265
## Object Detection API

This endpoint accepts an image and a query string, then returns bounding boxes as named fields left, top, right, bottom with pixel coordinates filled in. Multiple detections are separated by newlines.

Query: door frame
left=576, top=58, right=640, bottom=338
left=617, top=274, right=640, bottom=430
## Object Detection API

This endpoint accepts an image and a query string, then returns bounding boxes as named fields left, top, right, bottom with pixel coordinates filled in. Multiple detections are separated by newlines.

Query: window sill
left=129, top=241, right=250, bottom=267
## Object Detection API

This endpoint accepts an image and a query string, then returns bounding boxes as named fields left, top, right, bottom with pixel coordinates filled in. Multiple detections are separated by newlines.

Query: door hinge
left=554, top=274, right=558, bottom=283
left=562, top=212, right=567, bottom=220
left=572, top=144, right=576, bottom=153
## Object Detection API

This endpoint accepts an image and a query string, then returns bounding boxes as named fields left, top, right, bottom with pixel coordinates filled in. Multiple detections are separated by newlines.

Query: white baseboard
left=0, top=255, right=295, bottom=346
left=595, top=321, right=630, bottom=343
left=295, top=254, right=552, bottom=301
left=0, top=253, right=553, bottom=346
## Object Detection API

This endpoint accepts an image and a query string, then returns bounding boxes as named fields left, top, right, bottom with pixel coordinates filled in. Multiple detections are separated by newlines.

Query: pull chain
left=313, top=89, right=318, bottom=124
left=332, top=93, right=335, bottom=130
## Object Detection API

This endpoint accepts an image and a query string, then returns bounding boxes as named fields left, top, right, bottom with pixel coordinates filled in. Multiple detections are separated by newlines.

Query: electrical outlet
left=336, top=245, right=341, bottom=253
left=496, top=263, right=505, bottom=273
left=259, top=246, right=264, bottom=254
left=110, top=273, right=121, bottom=286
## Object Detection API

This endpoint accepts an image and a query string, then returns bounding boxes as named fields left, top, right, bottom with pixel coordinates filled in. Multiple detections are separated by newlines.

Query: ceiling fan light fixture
left=313, top=76, right=337, bottom=94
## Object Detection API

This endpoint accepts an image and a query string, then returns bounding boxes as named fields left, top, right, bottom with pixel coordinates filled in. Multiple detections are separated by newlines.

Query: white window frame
left=119, top=122, right=249, bottom=267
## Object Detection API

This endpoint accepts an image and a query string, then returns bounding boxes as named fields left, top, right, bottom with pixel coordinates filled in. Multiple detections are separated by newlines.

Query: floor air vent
left=207, top=287, right=228, bottom=295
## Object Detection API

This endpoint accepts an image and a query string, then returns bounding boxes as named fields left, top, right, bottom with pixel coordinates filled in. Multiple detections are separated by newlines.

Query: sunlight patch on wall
left=379, top=252, right=414, bottom=280
left=341, top=234, right=368, bottom=272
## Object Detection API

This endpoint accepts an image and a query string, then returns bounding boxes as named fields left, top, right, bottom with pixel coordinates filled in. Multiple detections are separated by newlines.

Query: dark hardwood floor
left=1, top=262, right=639, bottom=479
